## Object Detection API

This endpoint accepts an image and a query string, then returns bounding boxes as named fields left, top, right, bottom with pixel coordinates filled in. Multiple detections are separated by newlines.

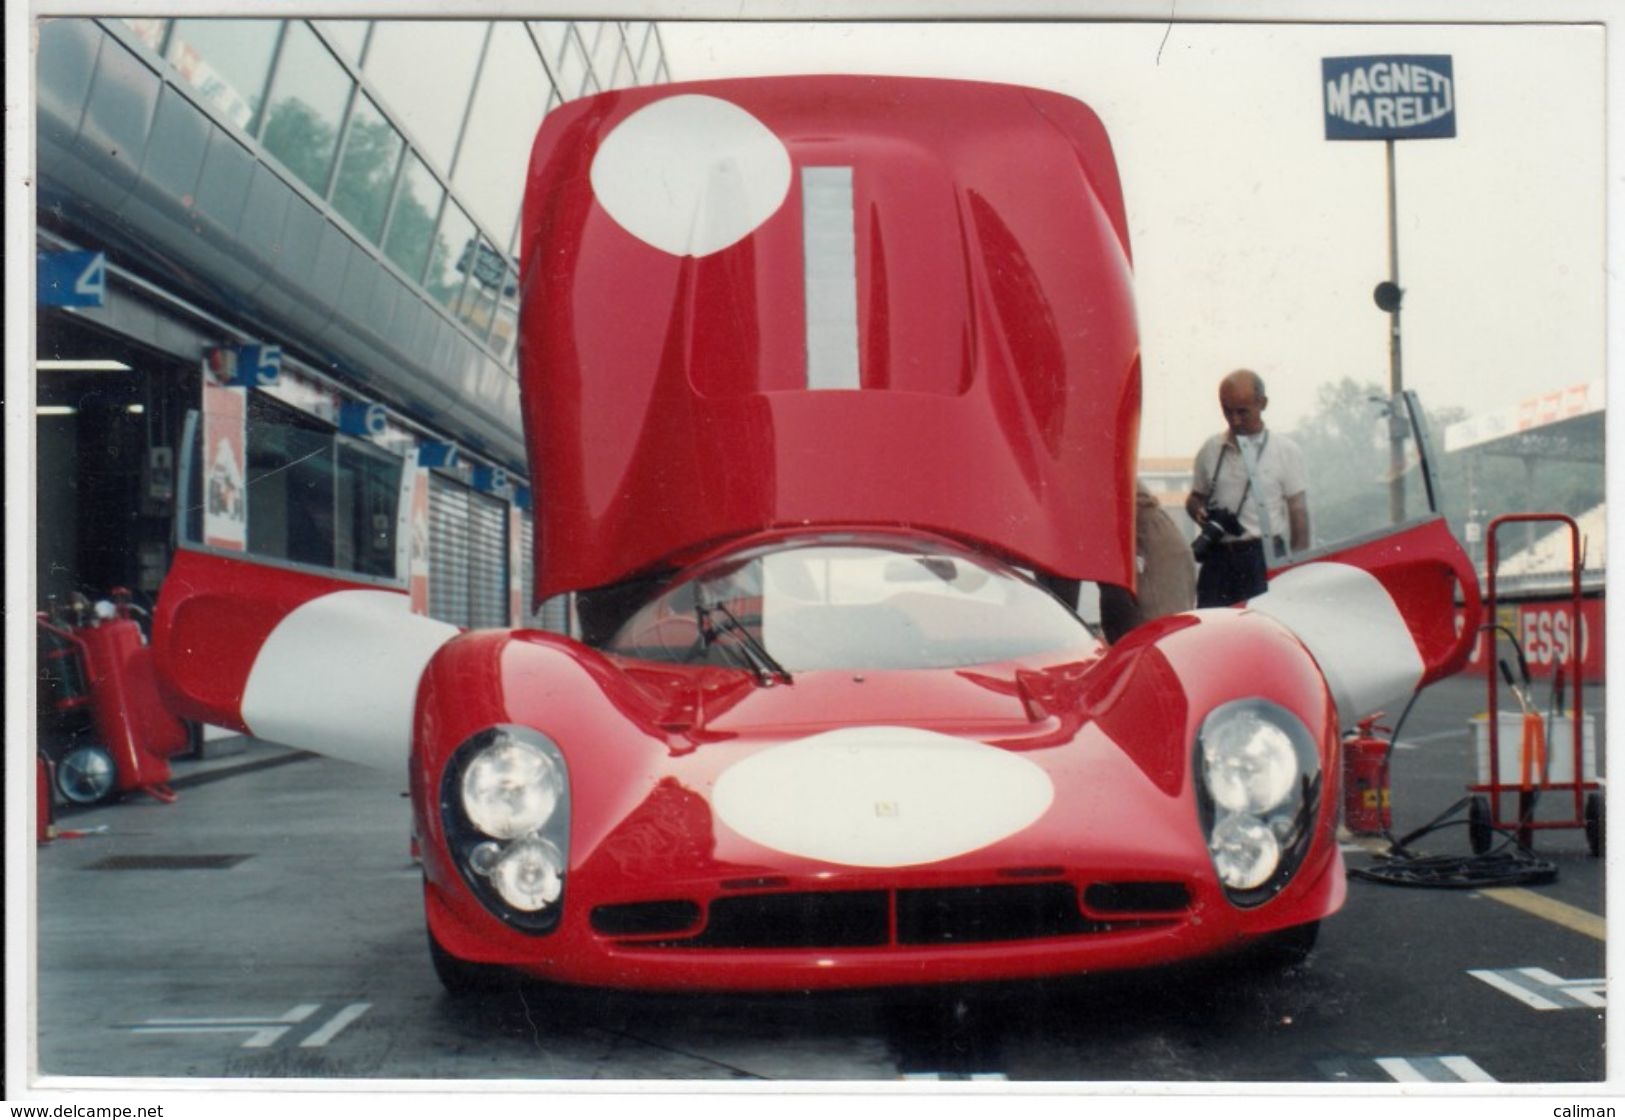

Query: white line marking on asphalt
left=1520, top=966, right=1607, bottom=1008
left=140, top=1004, right=320, bottom=1026
left=300, top=1002, right=371, bottom=1047
left=1469, top=967, right=1605, bottom=1011
left=130, top=1025, right=290, bottom=1048
left=129, top=1003, right=329, bottom=1049
left=1468, top=968, right=1563, bottom=1010
left=1439, top=1055, right=1497, bottom=1082
left=1375, top=1058, right=1429, bottom=1082
left=1376, top=1056, right=1496, bottom=1083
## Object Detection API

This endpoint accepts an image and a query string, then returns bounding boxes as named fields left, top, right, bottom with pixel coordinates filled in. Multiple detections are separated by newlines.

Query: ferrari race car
left=153, top=76, right=1479, bottom=993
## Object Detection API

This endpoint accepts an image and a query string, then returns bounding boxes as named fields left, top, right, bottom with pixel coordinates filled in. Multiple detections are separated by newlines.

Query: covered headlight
left=488, top=837, right=565, bottom=912
left=1202, top=710, right=1298, bottom=814
left=1195, top=699, right=1322, bottom=905
left=1209, top=814, right=1281, bottom=891
left=461, top=734, right=563, bottom=839
left=441, top=726, right=571, bottom=933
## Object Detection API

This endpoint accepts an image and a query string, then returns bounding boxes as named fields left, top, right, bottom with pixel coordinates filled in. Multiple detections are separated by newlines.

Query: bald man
left=1185, top=369, right=1309, bottom=607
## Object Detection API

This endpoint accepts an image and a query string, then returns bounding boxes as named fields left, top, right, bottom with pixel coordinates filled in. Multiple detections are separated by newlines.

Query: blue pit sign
left=1323, top=55, right=1456, bottom=140
left=38, top=250, right=107, bottom=308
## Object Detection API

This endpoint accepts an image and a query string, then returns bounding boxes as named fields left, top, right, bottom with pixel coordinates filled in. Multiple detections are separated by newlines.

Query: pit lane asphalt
left=31, top=675, right=1604, bottom=1085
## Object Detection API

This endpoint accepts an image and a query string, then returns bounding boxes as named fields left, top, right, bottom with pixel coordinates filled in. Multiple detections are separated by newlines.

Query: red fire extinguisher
left=1342, top=714, right=1393, bottom=835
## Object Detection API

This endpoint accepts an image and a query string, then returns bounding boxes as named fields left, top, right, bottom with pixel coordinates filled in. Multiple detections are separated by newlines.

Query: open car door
left=151, top=402, right=458, bottom=772
left=1246, top=391, right=1481, bottom=725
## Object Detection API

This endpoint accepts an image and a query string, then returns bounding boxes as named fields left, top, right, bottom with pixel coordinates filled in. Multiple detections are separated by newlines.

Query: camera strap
left=1235, top=432, right=1275, bottom=548
left=1210, top=441, right=1253, bottom=531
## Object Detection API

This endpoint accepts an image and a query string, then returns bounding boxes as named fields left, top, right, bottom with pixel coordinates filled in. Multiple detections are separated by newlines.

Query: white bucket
left=1470, top=712, right=1598, bottom=785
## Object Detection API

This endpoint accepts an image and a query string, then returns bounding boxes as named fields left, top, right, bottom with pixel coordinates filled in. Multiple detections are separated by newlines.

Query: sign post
left=1323, top=55, right=1456, bottom=523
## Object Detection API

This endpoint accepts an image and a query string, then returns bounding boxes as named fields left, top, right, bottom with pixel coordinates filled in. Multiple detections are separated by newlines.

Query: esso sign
left=1459, top=598, right=1604, bottom=680
left=1521, top=607, right=1586, bottom=669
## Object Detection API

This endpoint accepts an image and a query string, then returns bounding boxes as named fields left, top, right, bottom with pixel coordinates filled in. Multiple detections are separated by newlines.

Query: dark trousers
left=1196, top=539, right=1269, bottom=607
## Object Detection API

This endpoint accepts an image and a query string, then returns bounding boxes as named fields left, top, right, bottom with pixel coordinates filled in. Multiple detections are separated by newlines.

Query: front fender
left=411, top=631, right=678, bottom=914
left=1090, top=609, right=1345, bottom=928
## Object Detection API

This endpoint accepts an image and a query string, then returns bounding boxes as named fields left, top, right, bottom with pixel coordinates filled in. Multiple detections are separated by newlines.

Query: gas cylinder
left=1342, top=715, right=1393, bottom=835
left=37, top=754, right=54, bottom=843
left=76, top=617, right=190, bottom=797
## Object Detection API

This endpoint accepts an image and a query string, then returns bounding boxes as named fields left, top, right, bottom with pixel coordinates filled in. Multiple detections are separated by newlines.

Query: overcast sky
left=660, top=20, right=1606, bottom=459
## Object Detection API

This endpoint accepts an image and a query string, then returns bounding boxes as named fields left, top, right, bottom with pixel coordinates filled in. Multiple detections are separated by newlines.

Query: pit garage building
left=35, top=17, right=672, bottom=631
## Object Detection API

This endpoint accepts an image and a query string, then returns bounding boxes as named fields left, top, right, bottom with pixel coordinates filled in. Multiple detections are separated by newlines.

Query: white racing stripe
left=1248, top=561, right=1424, bottom=722
left=240, top=590, right=458, bottom=772
left=802, top=166, right=861, bottom=389
left=590, top=94, right=792, bottom=258
left=712, top=726, right=1054, bottom=867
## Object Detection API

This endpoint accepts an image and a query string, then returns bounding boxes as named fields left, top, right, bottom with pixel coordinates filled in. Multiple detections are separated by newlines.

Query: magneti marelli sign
left=1322, top=54, right=1456, bottom=523
left=1323, top=55, right=1456, bottom=141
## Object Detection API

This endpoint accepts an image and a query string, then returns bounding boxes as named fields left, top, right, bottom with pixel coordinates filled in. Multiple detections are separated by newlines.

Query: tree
left=260, top=98, right=337, bottom=199
left=330, top=114, right=403, bottom=243
left=258, top=99, right=443, bottom=289
left=1287, top=378, right=1605, bottom=560
left=1286, top=378, right=1396, bottom=547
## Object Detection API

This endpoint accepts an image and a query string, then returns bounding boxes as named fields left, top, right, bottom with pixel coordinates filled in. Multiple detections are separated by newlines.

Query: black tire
left=1468, top=795, right=1494, bottom=855
left=1241, top=921, right=1320, bottom=972
left=427, top=926, right=516, bottom=996
left=56, top=744, right=118, bottom=806
left=1585, top=792, right=1603, bottom=858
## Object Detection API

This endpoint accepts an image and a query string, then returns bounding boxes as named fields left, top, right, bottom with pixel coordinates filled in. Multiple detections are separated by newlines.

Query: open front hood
left=521, top=76, right=1140, bottom=600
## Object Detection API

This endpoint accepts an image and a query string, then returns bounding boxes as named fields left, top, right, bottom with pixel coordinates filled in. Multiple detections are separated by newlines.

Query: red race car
left=153, top=76, right=1478, bottom=993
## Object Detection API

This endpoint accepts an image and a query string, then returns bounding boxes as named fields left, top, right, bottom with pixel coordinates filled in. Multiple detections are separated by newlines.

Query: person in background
left=1039, top=480, right=1197, bottom=643
left=1185, top=369, right=1309, bottom=608
left=1099, top=482, right=1198, bottom=643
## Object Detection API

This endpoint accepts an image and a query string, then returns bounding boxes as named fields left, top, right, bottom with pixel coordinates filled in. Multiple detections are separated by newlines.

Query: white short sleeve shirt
left=1190, top=429, right=1307, bottom=544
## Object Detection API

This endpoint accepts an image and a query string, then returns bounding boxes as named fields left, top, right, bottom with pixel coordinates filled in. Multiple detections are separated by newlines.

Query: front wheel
left=426, top=926, right=518, bottom=996
left=1585, top=792, right=1604, bottom=858
left=1241, top=921, right=1320, bottom=972
left=56, top=744, right=118, bottom=805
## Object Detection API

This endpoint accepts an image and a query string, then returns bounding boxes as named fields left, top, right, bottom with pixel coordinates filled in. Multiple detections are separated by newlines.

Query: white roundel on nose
left=712, top=726, right=1055, bottom=868
left=589, top=94, right=792, bottom=258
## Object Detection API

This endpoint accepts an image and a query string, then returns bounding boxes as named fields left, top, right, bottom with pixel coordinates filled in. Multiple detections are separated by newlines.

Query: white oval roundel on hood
left=590, top=94, right=792, bottom=258
left=711, top=726, right=1054, bottom=868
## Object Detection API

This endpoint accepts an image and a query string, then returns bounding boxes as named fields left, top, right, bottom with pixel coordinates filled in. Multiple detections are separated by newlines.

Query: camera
left=1190, top=505, right=1246, bottom=562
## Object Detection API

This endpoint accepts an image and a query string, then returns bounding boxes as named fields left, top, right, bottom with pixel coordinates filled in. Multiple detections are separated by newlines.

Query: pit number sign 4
left=38, top=250, right=107, bottom=308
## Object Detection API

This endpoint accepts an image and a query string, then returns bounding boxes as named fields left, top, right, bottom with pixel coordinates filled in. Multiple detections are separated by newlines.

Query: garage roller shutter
left=520, top=510, right=538, bottom=626
left=467, top=490, right=508, bottom=629
left=522, top=508, right=570, bottom=633
left=428, top=475, right=471, bottom=627
left=428, top=474, right=511, bottom=629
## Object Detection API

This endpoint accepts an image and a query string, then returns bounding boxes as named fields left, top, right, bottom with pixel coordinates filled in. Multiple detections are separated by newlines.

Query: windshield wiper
left=695, top=599, right=792, bottom=686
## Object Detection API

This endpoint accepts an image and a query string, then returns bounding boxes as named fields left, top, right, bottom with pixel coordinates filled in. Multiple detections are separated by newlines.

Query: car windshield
left=603, top=538, right=1093, bottom=672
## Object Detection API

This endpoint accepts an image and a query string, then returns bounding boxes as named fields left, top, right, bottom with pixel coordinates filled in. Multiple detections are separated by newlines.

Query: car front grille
left=612, top=881, right=1185, bottom=949
left=675, top=890, right=890, bottom=948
